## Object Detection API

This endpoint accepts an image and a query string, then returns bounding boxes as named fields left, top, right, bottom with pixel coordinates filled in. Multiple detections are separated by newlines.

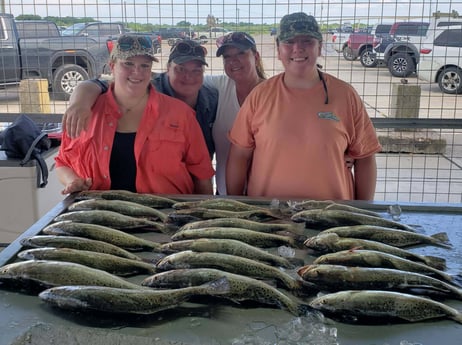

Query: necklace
left=117, top=92, right=148, bottom=115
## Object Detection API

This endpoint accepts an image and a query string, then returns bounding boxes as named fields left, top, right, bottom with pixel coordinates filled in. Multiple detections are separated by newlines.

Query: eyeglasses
left=170, top=41, right=207, bottom=57
left=118, top=35, right=153, bottom=51
left=318, top=69, right=329, bottom=105
left=218, top=32, right=255, bottom=48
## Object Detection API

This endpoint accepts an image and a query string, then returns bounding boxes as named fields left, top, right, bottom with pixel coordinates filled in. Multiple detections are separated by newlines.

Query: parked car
left=196, top=27, right=231, bottom=43
left=62, top=22, right=162, bottom=54
left=370, top=21, right=429, bottom=77
left=342, top=23, right=392, bottom=62
left=418, top=26, right=462, bottom=94
left=270, top=27, right=277, bottom=36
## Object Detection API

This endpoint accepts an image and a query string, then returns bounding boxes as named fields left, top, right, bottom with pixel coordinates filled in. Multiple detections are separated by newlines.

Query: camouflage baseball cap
left=110, top=34, right=158, bottom=62
left=278, top=12, right=323, bottom=42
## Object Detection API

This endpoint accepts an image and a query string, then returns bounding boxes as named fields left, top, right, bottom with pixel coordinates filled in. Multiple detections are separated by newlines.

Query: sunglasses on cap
left=170, top=41, right=207, bottom=57
left=217, top=32, right=255, bottom=48
left=118, top=35, right=153, bottom=50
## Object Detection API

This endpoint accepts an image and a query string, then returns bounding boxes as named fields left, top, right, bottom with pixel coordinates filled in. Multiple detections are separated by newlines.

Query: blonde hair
left=251, top=47, right=267, bottom=80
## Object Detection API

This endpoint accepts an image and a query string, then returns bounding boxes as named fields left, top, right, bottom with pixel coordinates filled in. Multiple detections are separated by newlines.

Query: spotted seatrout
left=68, top=199, right=168, bottom=222
left=42, top=221, right=162, bottom=252
left=143, top=268, right=313, bottom=316
left=38, top=277, right=230, bottom=314
left=291, top=200, right=382, bottom=218
left=313, top=249, right=458, bottom=286
left=292, top=209, right=417, bottom=232
left=160, top=238, right=302, bottom=268
left=0, top=260, right=145, bottom=294
left=54, top=210, right=169, bottom=232
left=172, top=198, right=268, bottom=212
left=20, top=235, right=143, bottom=261
left=179, top=217, right=303, bottom=235
left=304, top=233, right=446, bottom=270
left=171, top=227, right=301, bottom=248
left=309, top=290, right=462, bottom=324
left=155, top=250, right=306, bottom=292
left=321, top=225, right=451, bottom=248
left=298, top=264, right=462, bottom=300
left=17, top=248, right=156, bottom=277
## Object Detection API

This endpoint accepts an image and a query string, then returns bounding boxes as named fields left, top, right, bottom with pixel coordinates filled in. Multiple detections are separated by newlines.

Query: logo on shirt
left=317, top=111, right=339, bottom=122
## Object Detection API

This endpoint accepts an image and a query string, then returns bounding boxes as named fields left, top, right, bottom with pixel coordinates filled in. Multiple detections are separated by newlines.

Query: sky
left=4, top=0, right=461, bottom=25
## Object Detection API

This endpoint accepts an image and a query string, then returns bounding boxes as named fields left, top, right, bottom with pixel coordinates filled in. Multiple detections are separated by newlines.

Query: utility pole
left=0, top=0, right=6, bottom=13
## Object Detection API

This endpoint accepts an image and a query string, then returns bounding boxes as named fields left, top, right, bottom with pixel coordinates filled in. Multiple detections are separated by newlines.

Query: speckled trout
left=290, top=200, right=382, bottom=218
left=42, top=221, right=162, bottom=252
left=39, top=277, right=230, bottom=314
left=309, top=290, right=462, bottom=324
left=292, top=209, right=417, bottom=232
left=305, top=233, right=446, bottom=270
left=179, top=217, right=304, bottom=235
left=17, top=248, right=156, bottom=277
left=298, top=264, right=462, bottom=300
left=20, top=235, right=143, bottom=261
left=54, top=210, right=169, bottom=232
left=160, top=238, right=302, bottom=268
left=68, top=199, right=168, bottom=222
left=172, top=198, right=267, bottom=212
left=142, top=268, right=313, bottom=316
left=171, top=227, right=302, bottom=248
left=155, top=250, right=306, bottom=292
left=0, top=260, right=145, bottom=294
left=313, top=249, right=458, bottom=286
left=321, top=225, right=451, bottom=248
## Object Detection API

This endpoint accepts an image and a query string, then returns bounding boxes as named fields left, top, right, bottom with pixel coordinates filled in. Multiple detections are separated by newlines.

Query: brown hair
left=251, top=47, right=267, bottom=80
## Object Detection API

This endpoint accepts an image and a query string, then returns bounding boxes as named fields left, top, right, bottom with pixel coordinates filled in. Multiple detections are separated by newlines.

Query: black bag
left=1, top=114, right=51, bottom=188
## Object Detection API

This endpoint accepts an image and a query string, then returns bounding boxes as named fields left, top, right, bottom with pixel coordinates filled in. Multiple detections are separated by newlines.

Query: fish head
left=304, top=233, right=339, bottom=252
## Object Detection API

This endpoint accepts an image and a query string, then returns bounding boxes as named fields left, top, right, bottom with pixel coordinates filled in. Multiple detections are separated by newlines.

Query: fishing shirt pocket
left=146, top=124, right=187, bottom=175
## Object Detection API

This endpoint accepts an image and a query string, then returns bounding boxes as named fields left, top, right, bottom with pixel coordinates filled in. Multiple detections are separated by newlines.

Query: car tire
left=388, top=52, right=415, bottom=78
left=360, top=48, right=377, bottom=67
left=51, top=64, right=89, bottom=101
left=342, top=46, right=357, bottom=61
left=437, top=66, right=462, bottom=94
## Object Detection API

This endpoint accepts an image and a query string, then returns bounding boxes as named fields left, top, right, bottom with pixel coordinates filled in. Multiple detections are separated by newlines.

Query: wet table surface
left=0, top=196, right=461, bottom=345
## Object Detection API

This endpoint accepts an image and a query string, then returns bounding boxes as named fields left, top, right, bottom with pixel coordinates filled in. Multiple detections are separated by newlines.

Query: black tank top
left=110, top=132, right=137, bottom=192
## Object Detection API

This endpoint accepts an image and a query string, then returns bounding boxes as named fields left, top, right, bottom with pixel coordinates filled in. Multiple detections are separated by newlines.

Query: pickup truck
left=61, top=22, right=162, bottom=54
left=342, top=24, right=392, bottom=63
left=0, top=14, right=110, bottom=100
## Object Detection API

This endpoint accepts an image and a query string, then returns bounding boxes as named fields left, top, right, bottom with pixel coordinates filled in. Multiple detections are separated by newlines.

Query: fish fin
left=294, top=303, right=317, bottom=317
left=430, top=232, right=452, bottom=247
left=424, top=255, right=447, bottom=270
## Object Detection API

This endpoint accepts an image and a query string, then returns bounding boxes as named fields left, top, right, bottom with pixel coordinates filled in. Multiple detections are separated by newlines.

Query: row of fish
left=0, top=192, right=460, bottom=326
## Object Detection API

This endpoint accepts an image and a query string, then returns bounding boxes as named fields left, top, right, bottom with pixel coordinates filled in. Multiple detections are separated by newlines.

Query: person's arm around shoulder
left=56, top=166, right=92, bottom=195
left=192, top=176, right=213, bottom=195
left=226, top=144, right=254, bottom=196
left=62, top=80, right=104, bottom=138
left=353, top=154, right=378, bottom=200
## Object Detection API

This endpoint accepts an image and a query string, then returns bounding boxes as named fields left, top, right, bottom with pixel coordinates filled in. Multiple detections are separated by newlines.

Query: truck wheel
left=388, top=52, right=415, bottom=78
left=167, top=38, right=177, bottom=46
left=360, top=48, right=377, bottom=67
left=437, top=66, right=462, bottom=94
left=52, top=64, right=89, bottom=101
left=342, top=46, right=357, bottom=61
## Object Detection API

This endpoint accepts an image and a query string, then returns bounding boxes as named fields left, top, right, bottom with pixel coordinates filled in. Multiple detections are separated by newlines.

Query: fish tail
left=424, top=255, right=447, bottom=270
left=431, top=232, right=452, bottom=247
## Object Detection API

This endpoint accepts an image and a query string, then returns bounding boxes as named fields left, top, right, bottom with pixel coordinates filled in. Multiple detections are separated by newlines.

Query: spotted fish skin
left=308, top=290, right=462, bottom=324
left=38, top=277, right=230, bottom=314
left=143, top=268, right=313, bottom=316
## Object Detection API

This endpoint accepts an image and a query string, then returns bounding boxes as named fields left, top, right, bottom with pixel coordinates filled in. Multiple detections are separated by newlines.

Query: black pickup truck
left=0, top=14, right=111, bottom=100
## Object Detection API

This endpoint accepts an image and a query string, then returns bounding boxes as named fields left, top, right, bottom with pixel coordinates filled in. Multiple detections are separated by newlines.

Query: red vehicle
left=342, top=24, right=392, bottom=62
